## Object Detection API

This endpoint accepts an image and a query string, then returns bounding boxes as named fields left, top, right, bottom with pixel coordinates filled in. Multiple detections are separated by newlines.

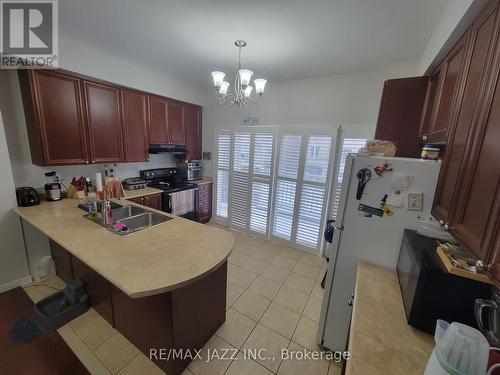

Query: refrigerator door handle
left=335, top=225, right=344, bottom=231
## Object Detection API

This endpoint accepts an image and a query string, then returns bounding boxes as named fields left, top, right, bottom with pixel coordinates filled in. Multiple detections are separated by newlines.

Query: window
left=331, top=137, right=367, bottom=220
left=214, top=132, right=231, bottom=220
left=215, top=128, right=275, bottom=235
left=272, top=130, right=335, bottom=252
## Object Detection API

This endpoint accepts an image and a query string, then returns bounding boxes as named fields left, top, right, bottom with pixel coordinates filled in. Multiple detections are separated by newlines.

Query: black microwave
left=396, top=229, right=491, bottom=334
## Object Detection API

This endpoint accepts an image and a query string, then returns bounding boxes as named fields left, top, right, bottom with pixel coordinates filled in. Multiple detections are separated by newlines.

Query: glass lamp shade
left=239, top=69, right=253, bottom=86
left=219, top=81, right=230, bottom=95
left=254, top=78, right=267, bottom=95
left=211, top=71, right=225, bottom=88
left=244, top=85, right=253, bottom=98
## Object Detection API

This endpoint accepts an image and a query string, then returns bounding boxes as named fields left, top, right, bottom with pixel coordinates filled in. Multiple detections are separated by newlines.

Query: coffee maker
left=476, top=287, right=500, bottom=347
left=44, top=171, right=62, bottom=201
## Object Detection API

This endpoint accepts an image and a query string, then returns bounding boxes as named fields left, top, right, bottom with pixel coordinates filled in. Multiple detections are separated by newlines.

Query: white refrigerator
left=317, top=155, right=441, bottom=351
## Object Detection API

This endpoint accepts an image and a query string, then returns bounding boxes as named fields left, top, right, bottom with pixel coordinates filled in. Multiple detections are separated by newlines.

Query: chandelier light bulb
left=239, top=69, right=253, bottom=86
left=211, top=71, right=225, bottom=88
left=219, top=81, right=230, bottom=95
left=254, top=78, right=267, bottom=95
left=244, top=85, right=253, bottom=98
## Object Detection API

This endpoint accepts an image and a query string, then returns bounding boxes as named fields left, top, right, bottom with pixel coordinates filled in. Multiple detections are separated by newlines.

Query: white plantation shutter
left=296, top=185, right=326, bottom=247
left=215, top=132, right=231, bottom=220
left=331, top=138, right=367, bottom=220
left=272, top=130, right=335, bottom=252
left=226, top=128, right=276, bottom=235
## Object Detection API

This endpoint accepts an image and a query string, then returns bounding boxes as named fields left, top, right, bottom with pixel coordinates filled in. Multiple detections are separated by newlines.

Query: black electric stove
left=139, top=168, right=198, bottom=219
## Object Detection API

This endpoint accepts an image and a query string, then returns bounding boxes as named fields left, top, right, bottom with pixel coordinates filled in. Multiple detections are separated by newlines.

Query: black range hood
left=149, top=144, right=188, bottom=154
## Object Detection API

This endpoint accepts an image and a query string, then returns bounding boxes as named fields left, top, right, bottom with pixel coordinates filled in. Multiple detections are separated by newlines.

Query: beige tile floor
left=21, top=225, right=342, bottom=375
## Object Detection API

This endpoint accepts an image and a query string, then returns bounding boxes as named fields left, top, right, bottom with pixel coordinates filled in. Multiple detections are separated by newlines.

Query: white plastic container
left=425, top=320, right=489, bottom=375
left=34, top=256, right=56, bottom=282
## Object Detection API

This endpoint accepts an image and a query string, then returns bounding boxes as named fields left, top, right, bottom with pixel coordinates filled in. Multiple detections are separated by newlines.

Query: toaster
left=16, top=187, right=40, bottom=207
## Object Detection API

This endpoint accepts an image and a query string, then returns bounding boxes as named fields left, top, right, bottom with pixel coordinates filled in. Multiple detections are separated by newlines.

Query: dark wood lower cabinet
left=112, top=262, right=227, bottom=375
left=49, top=240, right=73, bottom=284
left=50, top=243, right=227, bottom=375
left=71, top=256, right=114, bottom=326
left=197, top=183, right=212, bottom=223
left=127, top=193, right=162, bottom=210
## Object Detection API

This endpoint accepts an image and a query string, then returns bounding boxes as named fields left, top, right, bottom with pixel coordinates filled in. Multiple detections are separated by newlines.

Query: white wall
left=0, top=37, right=208, bottom=189
left=418, top=0, right=489, bottom=74
left=0, top=110, right=31, bottom=291
left=202, top=60, right=419, bottom=175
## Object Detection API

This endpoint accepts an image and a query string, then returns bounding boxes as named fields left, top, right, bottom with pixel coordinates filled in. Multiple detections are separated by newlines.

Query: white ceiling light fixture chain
left=211, top=40, right=268, bottom=108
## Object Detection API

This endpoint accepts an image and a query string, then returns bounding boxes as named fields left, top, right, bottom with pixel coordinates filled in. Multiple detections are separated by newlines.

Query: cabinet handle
left=91, top=160, right=95, bottom=164
left=351, top=293, right=355, bottom=299
left=422, top=135, right=428, bottom=141
left=439, top=220, right=445, bottom=226
left=85, top=161, right=89, bottom=164
left=348, top=299, right=353, bottom=307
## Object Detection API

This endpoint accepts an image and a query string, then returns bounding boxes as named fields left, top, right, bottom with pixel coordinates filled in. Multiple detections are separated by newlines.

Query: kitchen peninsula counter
left=14, top=199, right=233, bottom=375
left=14, top=199, right=233, bottom=298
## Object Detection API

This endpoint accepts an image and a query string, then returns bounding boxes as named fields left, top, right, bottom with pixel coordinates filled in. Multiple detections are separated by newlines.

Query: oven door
left=163, top=188, right=198, bottom=221
left=188, top=168, right=202, bottom=180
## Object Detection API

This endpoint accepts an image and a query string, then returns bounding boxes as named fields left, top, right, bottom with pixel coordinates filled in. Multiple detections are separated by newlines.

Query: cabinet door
left=418, top=72, right=440, bottom=142
left=429, top=33, right=470, bottom=142
left=71, top=256, right=114, bottom=325
left=452, top=44, right=500, bottom=261
left=144, top=194, right=162, bottom=210
left=433, top=0, right=499, bottom=224
left=49, top=239, right=73, bottom=284
left=185, top=104, right=202, bottom=160
left=83, top=81, right=124, bottom=163
left=197, top=183, right=212, bottom=223
left=168, top=101, right=186, bottom=145
left=122, top=90, right=149, bottom=162
left=148, top=95, right=169, bottom=144
left=127, top=196, right=144, bottom=206
left=374, top=77, right=428, bottom=157
left=487, top=221, right=500, bottom=285
left=28, top=70, right=89, bottom=165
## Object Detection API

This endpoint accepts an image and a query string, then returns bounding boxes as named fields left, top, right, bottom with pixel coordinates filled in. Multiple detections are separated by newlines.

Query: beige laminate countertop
left=194, top=177, right=213, bottom=185
left=345, top=262, right=434, bottom=375
left=123, top=186, right=163, bottom=199
left=14, top=199, right=233, bottom=298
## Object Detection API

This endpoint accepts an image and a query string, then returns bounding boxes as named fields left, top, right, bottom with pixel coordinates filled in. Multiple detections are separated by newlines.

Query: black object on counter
left=16, top=187, right=40, bottom=207
left=396, top=229, right=491, bottom=334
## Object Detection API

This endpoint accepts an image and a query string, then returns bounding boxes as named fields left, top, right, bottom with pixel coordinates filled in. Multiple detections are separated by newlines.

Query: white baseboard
left=0, top=275, right=33, bottom=293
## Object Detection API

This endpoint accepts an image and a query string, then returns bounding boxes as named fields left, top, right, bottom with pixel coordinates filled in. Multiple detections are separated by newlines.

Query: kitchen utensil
left=15, top=187, right=40, bottom=207
left=476, top=287, right=500, bottom=347
left=424, top=319, right=489, bottom=375
left=356, top=168, right=371, bottom=200
left=122, top=177, right=147, bottom=190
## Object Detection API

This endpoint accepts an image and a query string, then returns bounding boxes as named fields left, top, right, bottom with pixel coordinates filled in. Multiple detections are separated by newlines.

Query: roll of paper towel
left=95, top=172, right=103, bottom=192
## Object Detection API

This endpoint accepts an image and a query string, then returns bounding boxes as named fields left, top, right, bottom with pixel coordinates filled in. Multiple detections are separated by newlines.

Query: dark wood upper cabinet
left=19, top=70, right=89, bottom=165
left=83, top=81, right=124, bottom=163
left=488, top=221, right=500, bottom=284
left=428, top=33, right=470, bottom=142
left=168, top=100, right=186, bottom=145
left=19, top=69, right=202, bottom=166
left=148, top=95, right=169, bottom=144
left=122, top=90, right=149, bottom=162
left=185, top=104, right=202, bottom=160
left=374, top=76, right=429, bottom=157
left=418, top=71, right=441, bottom=142
left=432, top=0, right=500, bottom=225
left=451, top=38, right=500, bottom=261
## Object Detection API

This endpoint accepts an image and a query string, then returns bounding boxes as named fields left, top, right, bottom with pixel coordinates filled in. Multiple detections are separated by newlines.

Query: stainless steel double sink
left=84, top=204, right=171, bottom=235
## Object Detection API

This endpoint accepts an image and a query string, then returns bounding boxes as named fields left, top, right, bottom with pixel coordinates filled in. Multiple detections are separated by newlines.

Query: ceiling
left=60, top=0, right=449, bottom=88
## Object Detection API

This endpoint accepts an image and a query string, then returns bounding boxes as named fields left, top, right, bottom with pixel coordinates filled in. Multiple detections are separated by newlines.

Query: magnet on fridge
left=382, top=205, right=394, bottom=216
left=374, top=163, right=393, bottom=177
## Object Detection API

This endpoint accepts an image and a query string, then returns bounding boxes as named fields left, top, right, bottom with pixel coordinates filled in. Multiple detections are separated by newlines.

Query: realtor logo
left=1, top=0, right=58, bottom=68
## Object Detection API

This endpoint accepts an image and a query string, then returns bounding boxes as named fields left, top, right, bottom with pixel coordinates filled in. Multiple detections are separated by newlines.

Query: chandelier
left=211, top=40, right=267, bottom=108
